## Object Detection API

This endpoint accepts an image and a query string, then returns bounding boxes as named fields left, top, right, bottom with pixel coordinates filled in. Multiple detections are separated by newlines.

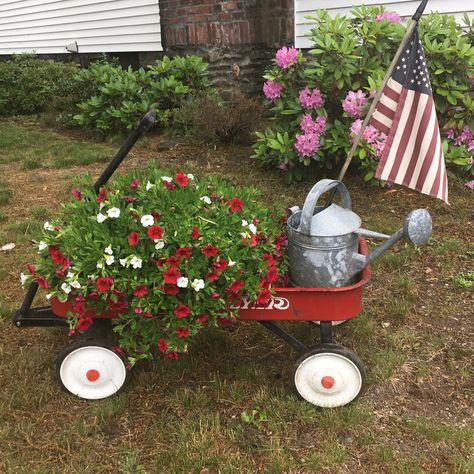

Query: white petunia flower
left=96, top=213, right=107, bottom=223
left=38, top=241, right=47, bottom=251
left=241, top=220, right=248, bottom=227
left=240, top=232, right=249, bottom=239
left=228, top=258, right=236, bottom=267
left=67, top=271, right=75, bottom=279
left=104, top=245, right=113, bottom=255
left=161, top=176, right=172, bottom=183
left=96, top=262, right=104, bottom=269
left=191, top=279, right=205, bottom=292
left=105, top=255, right=115, bottom=266
left=200, top=196, right=212, bottom=205
left=61, top=283, right=71, bottom=294
left=155, top=240, right=165, bottom=250
left=107, top=207, right=120, bottom=218
left=146, top=181, right=154, bottom=191
left=140, top=214, right=154, bottom=227
left=130, top=256, right=142, bottom=269
left=177, top=277, right=189, bottom=288
left=43, top=221, right=54, bottom=231
left=187, top=173, right=195, bottom=181
left=70, top=280, right=81, bottom=289
left=45, top=293, right=52, bottom=300
left=20, top=272, right=28, bottom=286
left=119, top=258, right=128, bottom=267
left=248, top=223, right=257, bottom=235
left=99, top=202, right=105, bottom=210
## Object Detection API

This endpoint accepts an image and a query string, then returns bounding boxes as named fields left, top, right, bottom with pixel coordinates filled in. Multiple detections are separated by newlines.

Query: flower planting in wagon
left=21, top=166, right=287, bottom=365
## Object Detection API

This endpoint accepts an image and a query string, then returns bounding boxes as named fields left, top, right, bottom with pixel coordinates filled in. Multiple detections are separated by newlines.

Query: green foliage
left=0, top=54, right=81, bottom=116
left=253, top=7, right=474, bottom=184
left=73, top=55, right=209, bottom=134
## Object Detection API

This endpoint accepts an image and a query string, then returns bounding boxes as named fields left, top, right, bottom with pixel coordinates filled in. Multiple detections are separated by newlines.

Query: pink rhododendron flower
left=343, top=90, right=367, bottom=118
left=299, top=87, right=324, bottom=109
left=294, top=132, right=320, bottom=157
left=376, top=11, right=400, bottom=23
left=263, top=80, right=282, bottom=101
left=446, top=128, right=456, bottom=139
left=350, top=119, right=363, bottom=137
left=454, top=125, right=473, bottom=146
left=300, top=114, right=327, bottom=136
left=349, top=120, right=387, bottom=158
left=275, top=47, right=298, bottom=69
left=465, top=180, right=474, bottom=189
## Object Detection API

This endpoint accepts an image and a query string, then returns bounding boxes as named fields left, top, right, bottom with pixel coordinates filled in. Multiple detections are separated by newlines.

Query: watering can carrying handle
left=298, top=179, right=352, bottom=234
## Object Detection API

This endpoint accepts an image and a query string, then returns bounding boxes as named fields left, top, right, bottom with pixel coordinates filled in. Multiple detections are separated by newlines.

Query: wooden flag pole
left=324, top=0, right=429, bottom=205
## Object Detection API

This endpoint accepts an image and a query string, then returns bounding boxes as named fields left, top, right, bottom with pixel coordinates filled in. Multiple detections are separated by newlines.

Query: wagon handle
left=298, top=179, right=352, bottom=235
left=93, top=109, right=156, bottom=194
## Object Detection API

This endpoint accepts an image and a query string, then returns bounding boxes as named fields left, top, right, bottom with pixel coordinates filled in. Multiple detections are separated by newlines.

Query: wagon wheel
left=293, top=344, right=366, bottom=408
left=312, top=319, right=347, bottom=327
left=56, top=340, right=129, bottom=400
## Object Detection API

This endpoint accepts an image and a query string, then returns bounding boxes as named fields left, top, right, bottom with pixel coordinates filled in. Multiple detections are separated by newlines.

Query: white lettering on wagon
left=233, top=296, right=290, bottom=310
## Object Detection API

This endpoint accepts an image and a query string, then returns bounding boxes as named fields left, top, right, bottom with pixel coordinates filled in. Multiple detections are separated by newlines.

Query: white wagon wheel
left=293, top=344, right=366, bottom=408
left=56, top=341, right=129, bottom=400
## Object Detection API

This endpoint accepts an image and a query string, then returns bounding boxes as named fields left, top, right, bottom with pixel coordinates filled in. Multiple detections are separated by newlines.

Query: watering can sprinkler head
left=403, top=209, right=432, bottom=245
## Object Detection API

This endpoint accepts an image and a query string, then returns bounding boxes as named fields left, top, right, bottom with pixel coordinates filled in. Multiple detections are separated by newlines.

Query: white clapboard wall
left=295, top=0, right=474, bottom=48
left=0, top=0, right=162, bottom=55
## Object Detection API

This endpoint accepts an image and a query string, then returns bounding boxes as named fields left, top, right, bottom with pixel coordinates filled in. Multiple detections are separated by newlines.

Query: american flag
left=371, top=27, right=448, bottom=203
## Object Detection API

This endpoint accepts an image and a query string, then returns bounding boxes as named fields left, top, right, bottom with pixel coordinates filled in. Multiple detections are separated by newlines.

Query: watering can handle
left=298, top=179, right=352, bottom=234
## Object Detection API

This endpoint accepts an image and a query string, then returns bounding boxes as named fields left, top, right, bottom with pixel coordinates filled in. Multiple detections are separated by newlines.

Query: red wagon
left=12, top=112, right=371, bottom=407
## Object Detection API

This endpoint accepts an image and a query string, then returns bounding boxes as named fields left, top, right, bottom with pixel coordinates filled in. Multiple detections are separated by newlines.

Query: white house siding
left=295, top=0, right=474, bottom=48
left=0, top=0, right=162, bottom=55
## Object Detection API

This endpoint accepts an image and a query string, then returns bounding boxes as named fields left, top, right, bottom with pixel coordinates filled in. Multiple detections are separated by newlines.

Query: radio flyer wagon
left=12, top=111, right=429, bottom=408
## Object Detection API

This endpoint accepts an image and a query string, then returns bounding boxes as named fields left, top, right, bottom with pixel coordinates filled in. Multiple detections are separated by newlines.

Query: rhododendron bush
left=253, top=6, right=474, bottom=186
left=21, top=166, right=288, bottom=364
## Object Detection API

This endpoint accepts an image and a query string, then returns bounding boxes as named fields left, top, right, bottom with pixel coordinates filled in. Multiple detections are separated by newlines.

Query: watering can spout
left=351, top=209, right=432, bottom=274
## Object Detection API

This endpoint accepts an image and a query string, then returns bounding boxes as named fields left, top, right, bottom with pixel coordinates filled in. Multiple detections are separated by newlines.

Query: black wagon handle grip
left=93, top=109, right=156, bottom=193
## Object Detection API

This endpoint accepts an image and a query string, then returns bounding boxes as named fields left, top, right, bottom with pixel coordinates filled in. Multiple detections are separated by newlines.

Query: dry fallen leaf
left=424, top=267, right=433, bottom=274
left=1, top=242, right=16, bottom=251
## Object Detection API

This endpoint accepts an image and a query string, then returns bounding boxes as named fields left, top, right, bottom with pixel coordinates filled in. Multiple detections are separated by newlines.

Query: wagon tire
left=313, top=319, right=348, bottom=326
left=293, top=343, right=366, bottom=408
left=56, top=340, right=130, bottom=400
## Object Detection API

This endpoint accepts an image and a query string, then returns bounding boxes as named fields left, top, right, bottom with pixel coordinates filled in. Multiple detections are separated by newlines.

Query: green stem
left=197, top=215, right=218, bottom=226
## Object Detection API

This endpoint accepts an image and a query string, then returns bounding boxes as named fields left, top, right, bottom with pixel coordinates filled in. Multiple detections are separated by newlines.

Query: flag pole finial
left=412, top=0, right=428, bottom=21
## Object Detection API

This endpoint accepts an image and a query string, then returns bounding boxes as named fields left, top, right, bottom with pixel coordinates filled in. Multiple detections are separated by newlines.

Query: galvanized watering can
left=287, top=179, right=432, bottom=288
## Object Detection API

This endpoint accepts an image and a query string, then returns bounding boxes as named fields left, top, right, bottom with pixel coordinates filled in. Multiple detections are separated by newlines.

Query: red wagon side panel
left=237, top=238, right=371, bottom=321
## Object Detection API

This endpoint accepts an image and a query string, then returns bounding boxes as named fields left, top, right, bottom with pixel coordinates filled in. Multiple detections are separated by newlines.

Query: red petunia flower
left=196, top=314, right=208, bottom=324
left=176, top=247, right=191, bottom=259
left=130, top=178, right=139, bottom=189
left=124, top=195, right=135, bottom=203
left=175, top=171, right=188, bottom=187
left=205, top=271, right=219, bottom=282
left=133, top=284, right=148, bottom=297
left=134, top=307, right=143, bottom=314
left=211, top=292, right=220, bottom=299
left=27, top=264, right=36, bottom=276
left=257, top=289, right=271, bottom=305
left=72, top=302, right=85, bottom=315
left=163, top=268, right=181, bottom=284
left=228, top=280, right=244, bottom=293
left=265, top=266, right=279, bottom=283
left=77, top=316, right=93, bottom=331
left=163, top=284, right=179, bottom=296
left=191, top=226, right=199, bottom=240
left=165, top=351, right=180, bottom=360
left=165, top=256, right=180, bottom=268
left=229, top=198, right=243, bottom=213
left=96, top=187, right=107, bottom=203
left=151, top=211, right=161, bottom=220
left=157, top=338, right=168, bottom=353
left=147, top=225, right=163, bottom=241
left=71, top=188, right=82, bottom=200
left=213, top=259, right=228, bottom=273
left=128, top=231, right=139, bottom=246
left=202, top=244, right=219, bottom=257
left=36, top=275, right=48, bottom=289
left=162, top=180, right=176, bottom=190
left=55, top=268, right=65, bottom=277
left=95, top=277, right=114, bottom=292
left=143, top=312, right=154, bottom=319
left=176, top=327, right=190, bottom=338
left=249, top=234, right=258, bottom=247
left=174, top=304, right=191, bottom=318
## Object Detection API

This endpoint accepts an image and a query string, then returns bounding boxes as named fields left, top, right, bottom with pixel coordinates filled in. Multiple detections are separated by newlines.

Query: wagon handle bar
left=93, top=109, right=156, bottom=194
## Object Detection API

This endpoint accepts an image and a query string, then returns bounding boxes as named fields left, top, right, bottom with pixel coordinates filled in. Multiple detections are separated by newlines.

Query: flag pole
left=325, top=0, right=429, bottom=200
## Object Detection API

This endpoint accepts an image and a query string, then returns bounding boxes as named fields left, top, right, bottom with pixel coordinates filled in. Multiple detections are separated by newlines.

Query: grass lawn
left=0, top=120, right=472, bottom=473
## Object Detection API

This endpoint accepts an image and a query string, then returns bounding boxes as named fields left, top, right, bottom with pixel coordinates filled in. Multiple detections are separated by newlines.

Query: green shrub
left=73, top=55, right=209, bottom=134
left=253, top=7, right=474, bottom=185
left=0, top=54, right=80, bottom=116
left=174, top=91, right=265, bottom=145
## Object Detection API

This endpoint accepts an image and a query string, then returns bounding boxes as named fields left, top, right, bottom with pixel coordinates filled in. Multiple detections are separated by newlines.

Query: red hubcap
left=321, top=375, right=335, bottom=389
left=86, top=369, right=100, bottom=382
